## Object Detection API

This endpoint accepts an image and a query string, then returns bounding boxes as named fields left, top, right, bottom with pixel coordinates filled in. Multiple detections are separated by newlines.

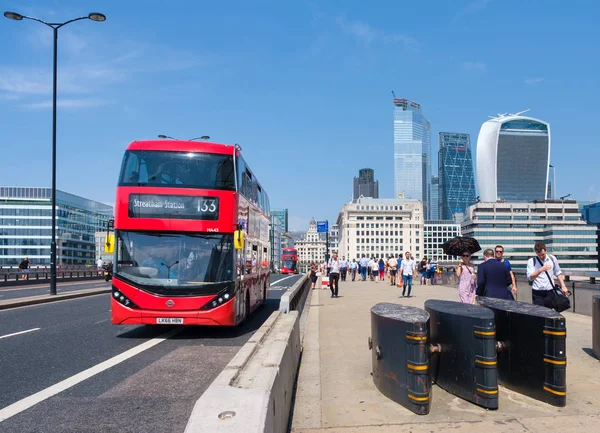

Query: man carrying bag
left=526, top=241, right=570, bottom=312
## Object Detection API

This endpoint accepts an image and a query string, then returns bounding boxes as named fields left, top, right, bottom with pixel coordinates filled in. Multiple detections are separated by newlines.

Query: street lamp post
left=4, top=11, right=106, bottom=295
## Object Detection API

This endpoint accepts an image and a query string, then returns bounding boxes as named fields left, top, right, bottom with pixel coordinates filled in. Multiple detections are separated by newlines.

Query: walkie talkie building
left=476, top=115, right=550, bottom=202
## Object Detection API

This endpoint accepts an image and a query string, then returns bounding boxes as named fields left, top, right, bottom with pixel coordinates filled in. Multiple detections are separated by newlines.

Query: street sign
left=317, top=220, right=328, bottom=233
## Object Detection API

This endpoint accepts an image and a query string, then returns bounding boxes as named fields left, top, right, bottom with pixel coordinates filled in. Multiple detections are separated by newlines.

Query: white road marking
left=93, top=319, right=109, bottom=325
left=0, top=327, right=182, bottom=422
left=270, top=274, right=297, bottom=286
left=0, top=328, right=41, bottom=340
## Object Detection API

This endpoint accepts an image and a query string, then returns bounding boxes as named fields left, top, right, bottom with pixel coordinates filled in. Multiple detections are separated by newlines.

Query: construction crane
left=391, top=90, right=396, bottom=98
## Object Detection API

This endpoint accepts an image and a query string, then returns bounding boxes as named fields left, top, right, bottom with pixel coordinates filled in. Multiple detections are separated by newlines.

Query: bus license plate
left=156, top=318, right=184, bottom=324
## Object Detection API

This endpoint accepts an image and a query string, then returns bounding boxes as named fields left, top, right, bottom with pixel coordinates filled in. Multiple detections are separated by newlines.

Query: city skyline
left=1, top=1, right=599, bottom=231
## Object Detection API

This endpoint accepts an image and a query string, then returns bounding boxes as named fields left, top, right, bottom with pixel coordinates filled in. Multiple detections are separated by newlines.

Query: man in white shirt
left=527, top=241, right=569, bottom=308
left=359, top=256, right=368, bottom=281
left=349, top=259, right=358, bottom=281
left=400, top=251, right=416, bottom=297
left=328, top=253, right=341, bottom=298
left=340, top=256, right=349, bottom=281
left=96, top=257, right=104, bottom=276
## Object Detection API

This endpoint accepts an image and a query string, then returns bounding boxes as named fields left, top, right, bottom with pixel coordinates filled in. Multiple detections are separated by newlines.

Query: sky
left=1, top=0, right=599, bottom=231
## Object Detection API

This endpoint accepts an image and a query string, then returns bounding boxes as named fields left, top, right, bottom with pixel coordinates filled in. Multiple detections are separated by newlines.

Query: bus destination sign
left=128, top=194, right=219, bottom=220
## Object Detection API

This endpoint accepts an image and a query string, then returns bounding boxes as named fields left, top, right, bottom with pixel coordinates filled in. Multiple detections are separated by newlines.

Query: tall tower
left=353, top=168, right=379, bottom=199
left=393, top=97, right=431, bottom=217
left=438, top=132, right=476, bottom=220
left=476, top=114, right=550, bottom=202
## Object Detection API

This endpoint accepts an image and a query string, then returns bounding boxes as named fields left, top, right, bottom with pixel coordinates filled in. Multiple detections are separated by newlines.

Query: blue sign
left=317, top=220, right=328, bottom=233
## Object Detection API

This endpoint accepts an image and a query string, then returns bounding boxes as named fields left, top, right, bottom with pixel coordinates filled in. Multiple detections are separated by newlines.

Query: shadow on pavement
left=582, top=347, right=598, bottom=360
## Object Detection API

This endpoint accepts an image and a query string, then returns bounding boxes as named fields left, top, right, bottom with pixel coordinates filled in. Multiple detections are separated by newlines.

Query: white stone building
left=423, top=221, right=461, bottom=262
left=295, top=218, right=327, bottom=271
left=337, top=198, right=424, bottom=261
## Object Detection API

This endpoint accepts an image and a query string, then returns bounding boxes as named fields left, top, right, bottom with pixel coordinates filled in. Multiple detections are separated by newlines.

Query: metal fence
left=1, top=266, right=103, bottom=285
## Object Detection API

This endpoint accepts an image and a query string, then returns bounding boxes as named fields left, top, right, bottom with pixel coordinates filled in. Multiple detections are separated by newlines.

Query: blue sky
left=1, top=0, right=598, bottom=231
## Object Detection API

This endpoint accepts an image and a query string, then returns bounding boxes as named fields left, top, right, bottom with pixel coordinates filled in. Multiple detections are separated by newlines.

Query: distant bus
left=281, top=248, right=298, bottom=274
left=111, top=139, right=270, bottom=327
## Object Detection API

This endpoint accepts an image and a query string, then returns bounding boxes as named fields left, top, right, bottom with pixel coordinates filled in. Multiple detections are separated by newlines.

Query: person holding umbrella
left=456, top=251, right=477, bottom=303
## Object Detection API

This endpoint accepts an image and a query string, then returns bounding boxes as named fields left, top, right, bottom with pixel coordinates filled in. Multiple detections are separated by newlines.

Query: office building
left=295, top=218, right=327, bottom=271
left=270, top=214, right=283, bottom=271
left=424, top=221, right=461, bottom=262
left=337, top=198, right=424, bottom=261
left=329, top=224, right=339, bottom=255
left=582, top=202, right=600, bottom=270
left=430, top=176, right=439, bottom=221
left=353, top=168, right=379, bottom=199
left=462, top=200, right=598, bottom=271
left=393, top=97, right=431, bottom=218
left=547, top=164, right=556, bottom=200
left=270, top=208, right=289, bottom=233
left=476, top=114, right=550, bottom=202
left=95, top=231, right=114, bottom=265
left=438, top=132, right=476, bottom=220
left=0, top=187, right=113, bottom=266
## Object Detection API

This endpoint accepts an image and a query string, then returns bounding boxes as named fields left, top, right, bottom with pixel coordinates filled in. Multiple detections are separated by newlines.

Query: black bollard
left=425, top=299, right=498, bottom=410
left=370, top=302, right=431, bottom=415
left=593, top=295, right=600, bottom=360
left=477, top=297, right=567, bottom=407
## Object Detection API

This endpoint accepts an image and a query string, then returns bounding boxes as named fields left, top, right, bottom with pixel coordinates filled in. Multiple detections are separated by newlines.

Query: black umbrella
left=441, top=236, right=481, bottom=257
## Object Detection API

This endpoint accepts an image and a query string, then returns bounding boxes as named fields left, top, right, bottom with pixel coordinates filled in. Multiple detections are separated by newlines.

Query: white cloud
left=525, top=77, right=544, bottom=86
left=336, top=16, right=419, bottom=51
left=22, top=98, right=108, bottom=109
left=463, top=61, right=487, bottom=72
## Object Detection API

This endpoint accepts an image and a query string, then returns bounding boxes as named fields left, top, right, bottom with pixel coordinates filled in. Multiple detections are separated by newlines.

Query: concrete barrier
left=185, top=310, right=301, bottom=433
left=279, top=275, right=309, bottom=314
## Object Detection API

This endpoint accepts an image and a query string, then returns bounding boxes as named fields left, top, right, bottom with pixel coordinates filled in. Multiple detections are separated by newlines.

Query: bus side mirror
left=105, top=234, right=115, bottom=253
left=234, top=230, right=244, bottom=250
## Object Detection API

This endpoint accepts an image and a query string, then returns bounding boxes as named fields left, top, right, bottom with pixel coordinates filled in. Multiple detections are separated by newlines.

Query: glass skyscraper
left=393, top=98, right=431, bottom=218
left=270, top=208, right=288, bottom=232
left=438, top=132, right=476, bottom=220
left=0, top=187, right=113, bottom=266
left=430, top=176, right=439, bottom=220
left=477, top=115, right=550, bottom=202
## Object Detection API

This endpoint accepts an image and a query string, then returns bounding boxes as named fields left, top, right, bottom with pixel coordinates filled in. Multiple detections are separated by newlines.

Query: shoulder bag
left=535, top=256, right=570, bottom=312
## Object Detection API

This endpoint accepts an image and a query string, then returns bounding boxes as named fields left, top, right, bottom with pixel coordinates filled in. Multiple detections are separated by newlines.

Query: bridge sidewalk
left=291, top=278, right=600, bottom=433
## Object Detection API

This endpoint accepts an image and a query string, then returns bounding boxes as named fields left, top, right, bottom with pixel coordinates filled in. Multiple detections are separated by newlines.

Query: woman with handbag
left=456, top=252, right=477, bottom=304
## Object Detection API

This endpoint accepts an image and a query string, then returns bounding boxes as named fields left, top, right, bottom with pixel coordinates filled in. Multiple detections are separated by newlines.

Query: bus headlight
left=112, top=286, right=138, bottom=309
left=200, top=284, right=236, bottom=311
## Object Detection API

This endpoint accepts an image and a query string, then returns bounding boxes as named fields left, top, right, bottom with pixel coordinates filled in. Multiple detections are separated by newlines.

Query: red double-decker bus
left=111, top=139, right=270, bottom=326
left=280, top=248, right=298, bottom=274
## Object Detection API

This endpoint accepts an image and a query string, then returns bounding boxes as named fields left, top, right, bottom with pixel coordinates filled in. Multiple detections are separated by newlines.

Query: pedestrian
left=370, top=258, right=379, bottom=282
left=378, top=258, right=385, bottom=281
left=340, top=256, right=349, bottom=282
left=456, top=252, right=477, bottom=303
left=367, top=257, right=373, bottom=280
left=96, top=256, right=104, bottom=277
left=359, top=255, right=368, bottom=281
left=418, top=256, right=427, bottom=285
left=309, top=262, right=318, bottom=289
left=349, top=258, right=358, bottom=281
left=400, top=251, right=416, bottom=297
left=495, top=245, right=517, bottom=298
left=425, top=259, right=432, bottom=285
left=476, top=249, right=513, bottom=300
left=19, top=256, right=31, bottom=280
left=387, top=255, right=398, bottom=286
left=328, top=252, right=341, bottom=298
left=430, top=257, right=438, bottom=285
left=526, top=241, right=569, bottom=308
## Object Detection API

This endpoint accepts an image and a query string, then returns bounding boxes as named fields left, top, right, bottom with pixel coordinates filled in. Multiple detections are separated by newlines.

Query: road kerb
left=0, top=287, right=111, bottom=310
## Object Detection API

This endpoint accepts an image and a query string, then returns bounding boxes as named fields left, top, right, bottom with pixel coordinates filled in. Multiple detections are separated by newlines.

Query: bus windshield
left=282, top=260, right=297, bottom=271
left=116, top=231, right=234, bottom=295
left=119, top=150, right=235, bottom=190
